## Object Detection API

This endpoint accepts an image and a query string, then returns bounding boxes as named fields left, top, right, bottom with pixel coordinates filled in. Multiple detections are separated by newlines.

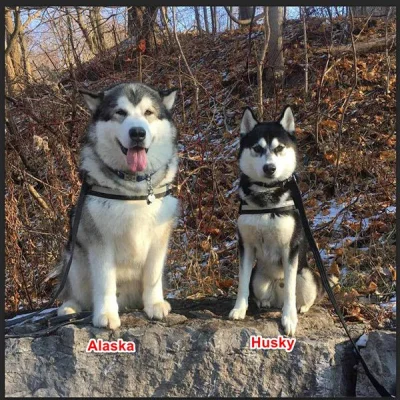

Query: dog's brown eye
left=253, top=145, right=264, bottom=154
left=115, top=109, right=127, bottom=117
left=275, top=145, right=285, bottom=153
left=145, top=110, right=153, bottom=116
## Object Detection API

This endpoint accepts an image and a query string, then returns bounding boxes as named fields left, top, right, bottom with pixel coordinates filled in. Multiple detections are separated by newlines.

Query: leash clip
left=146, top=175, right=155, bottom=204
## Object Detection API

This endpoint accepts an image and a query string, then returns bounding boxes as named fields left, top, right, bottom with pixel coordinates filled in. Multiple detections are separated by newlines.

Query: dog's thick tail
left=43, top=259, right=69, bottom=300
left=314, top=271, right=339, bottom=302
left=45, top=262, right=63, bottom=282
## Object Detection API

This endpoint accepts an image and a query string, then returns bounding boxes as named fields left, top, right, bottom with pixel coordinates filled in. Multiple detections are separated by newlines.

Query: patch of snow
left=313, top=199, right=348, bottom=228
left=319, top=248, right=335, bottom=266
left=356, top=333, right=369, bottom=348
left=166, top=290, right=182, bottom=299
left=6, top=307, right=58, bottom=324
left=224, top=240, right=237, bottom=249
left=328, top=236, right=356, bottom=249
left=380, top=296, right=396, bottom=313
left=191, top=133, right=204, bottom=141
left=225, top=178, right=239, bottom=197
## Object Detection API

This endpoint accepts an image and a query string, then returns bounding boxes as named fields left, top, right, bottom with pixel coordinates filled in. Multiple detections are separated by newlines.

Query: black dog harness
left=100, top=167, right=173, bottom=203
left=239, top=176, right=296, bottom=215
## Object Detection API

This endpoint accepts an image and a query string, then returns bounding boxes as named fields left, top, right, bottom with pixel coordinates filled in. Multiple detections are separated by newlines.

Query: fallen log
left=314, top=34, right=395, bottom=56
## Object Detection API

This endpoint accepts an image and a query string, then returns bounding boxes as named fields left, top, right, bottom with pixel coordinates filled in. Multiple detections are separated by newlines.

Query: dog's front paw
left=144, top=301, right=171, bottom=320
left=299, top=304, right=312, bottom=314
left=58, top=300, right=81, bottom=316
left=93, top=300, right=121, bottom=330
left=229, top=307, right=247, bottom=320
left=93, top=311, right=121, bottom=330
left=281, top=306, right=298, bottom=336
left=255, top=299, right=271, bottom=309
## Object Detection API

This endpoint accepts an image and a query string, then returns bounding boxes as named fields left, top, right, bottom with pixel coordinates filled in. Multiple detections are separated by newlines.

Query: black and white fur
left=53, top=82, right=179, bottom=329
left=229, top=107, right=332, bottom=336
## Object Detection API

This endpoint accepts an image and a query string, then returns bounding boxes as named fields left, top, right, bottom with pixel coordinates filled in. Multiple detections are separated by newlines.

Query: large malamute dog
left=54, top=82, right=179, bottom=329
left=229, top=107, right=335, bottom=336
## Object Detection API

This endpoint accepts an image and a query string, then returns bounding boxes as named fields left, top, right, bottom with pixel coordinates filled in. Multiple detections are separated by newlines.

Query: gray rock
left=356, top=331, right=396, bottom=397
left=5, top=300, right=366, bottom=397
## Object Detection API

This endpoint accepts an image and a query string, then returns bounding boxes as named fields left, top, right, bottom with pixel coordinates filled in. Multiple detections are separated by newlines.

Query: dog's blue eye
left=274, top=145, right=285, bottom=154
left=115, top=109, right=127, bottom=116
left=253, top=145, right=264, bottom=154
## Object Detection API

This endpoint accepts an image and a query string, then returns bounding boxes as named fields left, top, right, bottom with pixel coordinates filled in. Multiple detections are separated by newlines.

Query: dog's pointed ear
left=279, top=106, right=295, bottom=133
left=79, top=89, right=104, bottom=113
left=240, top=107, right=258, bottom=136
left=159, top=88, right=178, bottom=111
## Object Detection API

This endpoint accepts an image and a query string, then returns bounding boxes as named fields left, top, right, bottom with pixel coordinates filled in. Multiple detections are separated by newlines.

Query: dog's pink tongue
left=127, top=148, right=147, bottom=172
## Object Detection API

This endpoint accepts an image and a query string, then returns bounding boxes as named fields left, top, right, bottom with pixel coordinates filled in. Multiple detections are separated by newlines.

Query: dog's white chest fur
left=239, top=213, right=295, bottom=244
left=239, top=213, right=295, bottom=266
left=86, top=196, right=178, bottom=281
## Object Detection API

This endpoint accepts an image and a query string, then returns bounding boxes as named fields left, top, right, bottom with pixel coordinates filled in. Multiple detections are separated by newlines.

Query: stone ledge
left=5, top=299, right=380, bottom=397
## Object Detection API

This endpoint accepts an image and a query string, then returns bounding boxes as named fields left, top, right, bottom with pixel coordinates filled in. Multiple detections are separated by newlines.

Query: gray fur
left=52, top=82, right=179, bottom=329
left=230, top=106, right=336, bottom=336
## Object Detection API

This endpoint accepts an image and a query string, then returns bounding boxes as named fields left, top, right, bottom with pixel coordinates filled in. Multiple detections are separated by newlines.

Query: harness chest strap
left=88, top=183, right=172, bottom=201
left=239, top=199, right=296, bottom=214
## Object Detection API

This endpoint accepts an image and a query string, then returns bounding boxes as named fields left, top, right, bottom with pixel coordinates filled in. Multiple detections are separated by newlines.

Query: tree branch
left=223, top=6, right=264, bottom=26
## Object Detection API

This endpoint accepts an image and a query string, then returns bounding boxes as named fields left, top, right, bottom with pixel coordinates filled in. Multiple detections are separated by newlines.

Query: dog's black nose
left=263, top=164, right=276, bottom=175
left=129, top=127, right=146, bottom=140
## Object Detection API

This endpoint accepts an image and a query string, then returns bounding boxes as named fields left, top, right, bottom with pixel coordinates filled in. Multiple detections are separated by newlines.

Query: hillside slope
left=5, top=18, right=396, bottom=330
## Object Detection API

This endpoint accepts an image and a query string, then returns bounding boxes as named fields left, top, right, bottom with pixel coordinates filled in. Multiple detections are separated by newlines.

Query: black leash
left=287, top=174, right=394, bottom=398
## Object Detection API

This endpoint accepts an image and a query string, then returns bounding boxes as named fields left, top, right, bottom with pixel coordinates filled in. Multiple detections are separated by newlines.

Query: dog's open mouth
left=118, top=140, right=148, bottom=172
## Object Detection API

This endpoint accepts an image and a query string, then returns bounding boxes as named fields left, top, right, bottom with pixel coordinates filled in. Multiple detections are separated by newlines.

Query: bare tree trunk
left=160, top=7, right=173, bottom=46
left=5, top=7, right=24, bottom=94
left=353, top=6, right=389, bottom=17
left=18, top=31, right=32, bottom=84
left=257, top=7, right=270, bottom=119
left=88, top=9, right=100, bottom=51
left=111, top=14, right=120, bottom=47
left=203, top=7, right=210, bottom=34
left=194, top=7, right=202, bottom=35
left=5, top=51, right=17, bottom=96
left=302, top=7, right=309, bottom=96
left=385, top=7, right=393, bottom=94
left=92, top=7, right=107, bottom=52
left=65, top=8, right=82, bottom=68
left=229, top=6, right=233, bottom=30
left=239, top=6, right=253, bottom=20
left=172, top=7, right=199, bottom=111
left=267, top=7, right=284, bottom=83
left=74, top=7, right=97, bottom=55
left=50, top=13, right=73, bottom=71
left=333, top=8, right=358, bottom=195
left=127, top=6, right=159, bottom=52
left=224, top=6, right=265, bottom=26
left=210, top=6, right=217, bottom=34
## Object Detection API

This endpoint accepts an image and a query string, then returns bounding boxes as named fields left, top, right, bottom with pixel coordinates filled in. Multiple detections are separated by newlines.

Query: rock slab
left=356, top=331, right=396, bottom=397
left=5, top=300, right=374, bottom=397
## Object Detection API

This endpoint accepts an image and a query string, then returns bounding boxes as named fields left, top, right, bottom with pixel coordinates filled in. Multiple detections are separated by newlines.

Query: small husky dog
left=53, top=82, right=179, bottom=329
left=229, top=106, right=334, bottom=336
